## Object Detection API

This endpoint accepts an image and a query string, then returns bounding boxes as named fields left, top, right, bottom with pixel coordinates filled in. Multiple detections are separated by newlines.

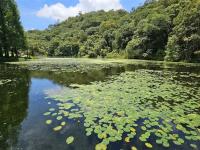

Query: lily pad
left=49, top=108, right=55, bottom=112
left=145, top=143, right=153, bottom=148
left=46, top=120, right=52, bottom=125
left=43, top=112, right=51, bottom=116
left=95, top=143, right=107, bottom=150
left=53, top=126, right=62, bottom=131
left=131, top=146, right=137, bottom=150
left=57, top=116, right=63, bottom=120
left=190, top=144, right=197, bottom=149
left=125, top=137, right=130, bottom=143
left=66, top=136, right=74, bottom=144
left=61, top=121, right=66, bottom=126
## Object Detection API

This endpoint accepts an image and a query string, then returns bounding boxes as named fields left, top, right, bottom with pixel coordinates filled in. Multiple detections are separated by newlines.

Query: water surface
left=0, top=61, right=200, bottom=150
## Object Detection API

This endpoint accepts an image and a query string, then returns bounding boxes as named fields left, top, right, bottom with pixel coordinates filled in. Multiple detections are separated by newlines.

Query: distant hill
left=27, top=0, right=200, bottom=62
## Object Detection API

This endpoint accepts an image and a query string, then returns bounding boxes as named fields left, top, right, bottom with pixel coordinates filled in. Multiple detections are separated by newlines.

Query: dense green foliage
left=0, top=0, right=26, bottom=58
left=27, top=0, right=200, bottom=62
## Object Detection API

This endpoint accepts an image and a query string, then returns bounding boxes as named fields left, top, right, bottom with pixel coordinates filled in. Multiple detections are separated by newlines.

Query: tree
left=114, top=22, right=135, bottom=50
left=165, top=0, right=200, bottom=62
left=165, top=35, right=181, bottom=61
left=0, top=0, right=25, bottom=58
left=126, top=37, right=144, bottom=59
left=55, top=41, right=79, bottom=57
left=25, top=0, right=200, bottom=62
left=47, top=38, right=60, bottom=56
left=0, top=0, right=9, bottom=57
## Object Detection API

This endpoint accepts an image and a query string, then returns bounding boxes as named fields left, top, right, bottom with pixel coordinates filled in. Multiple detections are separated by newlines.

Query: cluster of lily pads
left=44, top=69, right=200, bottom=149
left=10, top=58, right=200, bottom=74
left=11, top=58, right=126, bottom=73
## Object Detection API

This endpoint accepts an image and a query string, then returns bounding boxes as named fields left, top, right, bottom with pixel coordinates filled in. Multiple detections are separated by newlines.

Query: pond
left=0, top=58, right=200, bottom=150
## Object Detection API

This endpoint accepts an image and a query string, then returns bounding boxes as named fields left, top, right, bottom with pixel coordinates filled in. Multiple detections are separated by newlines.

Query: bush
left=106, top=51, right=128, bottom=59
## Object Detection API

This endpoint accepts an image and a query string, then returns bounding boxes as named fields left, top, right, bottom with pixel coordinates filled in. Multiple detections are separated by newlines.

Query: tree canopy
left=25, top=0, right=200, bottom=62
left=0, top=0, right=26, bottom=58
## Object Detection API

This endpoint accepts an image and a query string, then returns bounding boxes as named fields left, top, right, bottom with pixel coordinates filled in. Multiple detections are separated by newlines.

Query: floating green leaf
left=43, top=112, right=51, bottom=116
left=49, top=108, right=55, bottom=112
left=145, top=143, right=153, bottom=148
left=95, top=143, right=107, bottom=150
left=190, top=144, right=197, bottom=149
left=61, top=121, right=66, bottom=126
left=131, top=146, right=137, bottom=150
left=125, top=137, right=130, bottom=143
left=46, top=120, right=52, bottom=125
left=53, top=126, right=62, bottom=131
left=66, top=136, right=74, bottom=144
left=56, top=116, right=63, bottom=120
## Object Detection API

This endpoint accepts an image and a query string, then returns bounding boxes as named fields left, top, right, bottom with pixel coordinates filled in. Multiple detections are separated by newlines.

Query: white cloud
left=36, top=0, right=123, bottom=22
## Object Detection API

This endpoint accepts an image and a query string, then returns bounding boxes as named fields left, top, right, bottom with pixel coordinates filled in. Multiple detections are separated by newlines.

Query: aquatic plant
left=46, top=120, right=52, bottom=125
left=66, top=136, right=74, bottom=144
left=53, top=126, right=62, bottom=132
left=44, top=69, right=200, bottom=149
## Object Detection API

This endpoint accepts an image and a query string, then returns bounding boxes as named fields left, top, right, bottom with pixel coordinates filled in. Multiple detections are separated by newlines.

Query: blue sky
left=16, top=0, right=145, bottom=30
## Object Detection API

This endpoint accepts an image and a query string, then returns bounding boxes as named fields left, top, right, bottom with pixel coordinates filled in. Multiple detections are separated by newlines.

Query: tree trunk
left=26, top=49, right=29, bottom=58
left=11, top=49, right=14, bottom=57
left=0, top=48, right=3, bottom=57
left=4, top=49, right=9, bottom=58
left=14, top=47, right=18, bottom=58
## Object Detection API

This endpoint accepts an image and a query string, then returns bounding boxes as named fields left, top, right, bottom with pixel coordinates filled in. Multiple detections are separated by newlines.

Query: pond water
left=0, top=60, right=200, bottom=150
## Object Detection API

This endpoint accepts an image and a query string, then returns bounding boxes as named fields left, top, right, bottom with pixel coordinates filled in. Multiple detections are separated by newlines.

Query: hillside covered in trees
left=8, top=0, right=200, bottom=62
left=0, top=0, right=26, bottom=58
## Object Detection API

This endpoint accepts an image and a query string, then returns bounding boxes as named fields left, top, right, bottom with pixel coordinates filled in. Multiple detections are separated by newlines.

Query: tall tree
left=0, top=0, right=26, bottom=58
left=0, top=0, right=9, bottom=57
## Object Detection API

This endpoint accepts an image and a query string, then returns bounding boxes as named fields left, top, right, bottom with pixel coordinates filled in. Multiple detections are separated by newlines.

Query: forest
left=26, top=0, right=200, bottom=62
left=1, top=0, right=200, bottom=62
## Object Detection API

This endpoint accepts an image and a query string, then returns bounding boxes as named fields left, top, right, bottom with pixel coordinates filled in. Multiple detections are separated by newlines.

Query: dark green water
left=0, top=63, right=200, bottom=150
